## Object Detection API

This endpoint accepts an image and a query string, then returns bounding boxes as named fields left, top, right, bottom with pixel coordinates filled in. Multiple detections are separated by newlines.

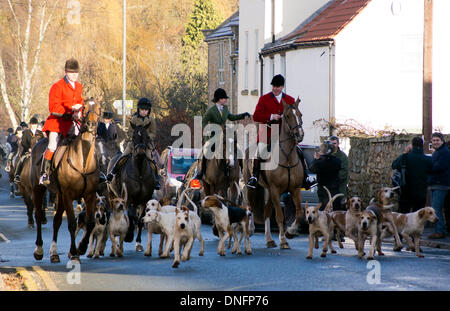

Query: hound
left=108, top=184, right=129, bottom=257
left=358, top=204, right=385, bottom=260
left=381, top=207, right=438, bottom=257
left=373, top=187, right=403, bottom=251
left=331, top=196, right=364, bottom=250
left=87, top=194, right=109, bottom=258
left=201, top=195, right=252, bottom=256
left=172, top=206, right=195, bottom=268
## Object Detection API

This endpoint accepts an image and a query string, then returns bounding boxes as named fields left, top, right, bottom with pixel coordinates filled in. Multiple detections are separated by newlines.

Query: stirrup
left=39, top=173, right=50, bottom=185
left=247, top=176, right=258, bottom=189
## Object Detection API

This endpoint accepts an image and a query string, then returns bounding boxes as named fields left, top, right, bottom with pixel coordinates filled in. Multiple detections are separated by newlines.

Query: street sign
left=113, top=100, right=134, bottom=115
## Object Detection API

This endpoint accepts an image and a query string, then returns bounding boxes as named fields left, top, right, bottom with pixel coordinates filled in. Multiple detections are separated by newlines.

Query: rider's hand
left=243, top=112, right=251, bottom=119
left=72, top=104, right=83, bottom=111
left=270, top=114, right=282, bottom=121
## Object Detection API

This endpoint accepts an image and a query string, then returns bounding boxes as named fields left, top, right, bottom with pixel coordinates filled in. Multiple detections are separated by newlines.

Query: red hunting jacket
left=252, top=92, right=295, bottom=143
left=42, top=76, right=84, bottom=136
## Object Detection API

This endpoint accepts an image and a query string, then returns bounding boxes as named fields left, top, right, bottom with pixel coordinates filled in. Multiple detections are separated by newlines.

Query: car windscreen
left=170, top=156, right=197, bottom=175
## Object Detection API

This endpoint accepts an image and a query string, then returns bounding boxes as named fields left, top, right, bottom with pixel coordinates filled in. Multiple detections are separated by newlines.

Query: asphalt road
left=0, top=174, right=449, bottom=291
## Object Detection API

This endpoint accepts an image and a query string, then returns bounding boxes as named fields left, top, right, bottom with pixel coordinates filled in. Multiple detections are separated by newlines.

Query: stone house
left=203, top=11, right=239, bottom=114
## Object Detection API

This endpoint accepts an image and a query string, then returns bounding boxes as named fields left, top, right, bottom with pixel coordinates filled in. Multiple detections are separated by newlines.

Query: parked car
left=163, top=147, right=201, bottom=201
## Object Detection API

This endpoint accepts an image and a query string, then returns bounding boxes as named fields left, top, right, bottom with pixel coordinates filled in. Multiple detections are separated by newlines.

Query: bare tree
left=0, top=0, right=60, bottom=127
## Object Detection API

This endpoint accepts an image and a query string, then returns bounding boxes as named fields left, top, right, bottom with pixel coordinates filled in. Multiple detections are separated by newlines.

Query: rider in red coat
left=40, top=58, right=84, bottom=185
left=247, top=74, right=312, bottom=189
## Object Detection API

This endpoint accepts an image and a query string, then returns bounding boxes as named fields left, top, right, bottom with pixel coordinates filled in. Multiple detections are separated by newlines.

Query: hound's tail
left=323, top=186, right=344, bottom=212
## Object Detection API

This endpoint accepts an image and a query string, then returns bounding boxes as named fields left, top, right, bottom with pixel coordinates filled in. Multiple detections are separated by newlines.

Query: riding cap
left=29, top=117, right=39, bottom=125
left=20, top=121, right=28, bottom=128
left=103, top=111, right=114, bottom=119
left=7, top=128, right=13, bottom=133
left=213, top=88, right=229, bottom=103
left=271, top=74, right=285, bottom=87
left=137, top=98, right=152, bottom=110
left=65, top=58, right=80, bottom=73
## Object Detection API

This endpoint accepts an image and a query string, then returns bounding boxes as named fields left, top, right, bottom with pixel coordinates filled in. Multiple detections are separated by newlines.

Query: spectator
left=97, top=111, right=117, bottom=143
left=5, top=127, right=20, bottom=172
left=427, top=132, right=450, bottom=239
left=310, top=141, right=341, bottom=211
left=392, top=137, right=432, bottom=213
left=329, top=135, right=348, bottom=208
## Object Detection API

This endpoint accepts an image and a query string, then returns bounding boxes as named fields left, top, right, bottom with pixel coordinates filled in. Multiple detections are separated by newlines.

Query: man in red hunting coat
left=247, top=74, right=312, bottom=189
left=40, top=58, right=84, bottom=185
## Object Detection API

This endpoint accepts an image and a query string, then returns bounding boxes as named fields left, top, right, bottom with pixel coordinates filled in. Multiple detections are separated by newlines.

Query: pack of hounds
left=75, top=183, right=438, bottom=268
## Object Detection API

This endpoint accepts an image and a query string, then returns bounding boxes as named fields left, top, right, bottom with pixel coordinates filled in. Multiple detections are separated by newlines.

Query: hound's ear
left=281, top=99, right=288, bottom=109
left=181, top=206, right=189, bottom=212
left=418, top=209, right=425, bottom=218
left=175, top=207, right=179, bottom=215
left=314, top=203, right=322, bottom=211
left=121, top=183, right=128, bottom=202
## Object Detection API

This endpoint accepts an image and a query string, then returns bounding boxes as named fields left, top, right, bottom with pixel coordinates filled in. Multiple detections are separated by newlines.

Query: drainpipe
left=328, top=41, right=334, bottom=136
left=259, top=52, right=264, bottom=95
left=229, top=37, right=233, bottom=113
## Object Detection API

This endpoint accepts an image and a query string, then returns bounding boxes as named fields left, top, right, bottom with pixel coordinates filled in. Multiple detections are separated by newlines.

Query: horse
left=244, top=98, right=305, bottom=249
left=30, top=103, right=100, bottom=262
left=107, top=123, right=157, bottom=252
left=202, top=125, right=241, bottom=203
left=96, top=138, right=120, bottom=176
left=16, top=135, right=48, bottom=228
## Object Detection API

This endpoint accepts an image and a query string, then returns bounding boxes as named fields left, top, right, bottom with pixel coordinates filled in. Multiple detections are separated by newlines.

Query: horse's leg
left=50, top=195, right=65, bottom=263
left=77, top=193, right=95, bottom=256
left=125, top=202, right=135, bottom=243
left=286, top=188, right=303, bottom=239
left=33, top=186, right=46, bottom=260
left=264, top=199, right=276, bottom=248
left=270, top=188, right=289, bottom=249
left=135, top=205, right=144, bottom=252
left=62, top=193, right=80, bottom=262
left=24, top=194, right=34, bottom=228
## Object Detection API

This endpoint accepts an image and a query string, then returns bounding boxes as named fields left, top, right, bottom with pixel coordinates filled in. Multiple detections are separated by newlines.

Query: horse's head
left=131, top=123, right=150, bottom=156
left=282, top=98, right=304, bottom=143
left=82, top=100, right=100, bottom=134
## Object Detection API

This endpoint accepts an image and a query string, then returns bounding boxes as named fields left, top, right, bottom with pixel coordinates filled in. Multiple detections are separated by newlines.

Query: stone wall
left=348, top=134, right=420, bottom=206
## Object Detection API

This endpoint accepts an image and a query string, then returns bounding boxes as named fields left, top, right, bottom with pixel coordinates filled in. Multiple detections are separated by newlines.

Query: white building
left=238, top=0, right=450, bottom=146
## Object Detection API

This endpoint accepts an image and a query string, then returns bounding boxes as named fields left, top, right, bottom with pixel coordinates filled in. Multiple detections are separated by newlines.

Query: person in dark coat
left=97, top=111, right=117, bottom=143
left=445, top=140, right=450, bottom=234
left=309, top=141, right=341, bottom=211
left=427, top=132, right=450, bottom=239
left=14, top=117, right=44, bottom=183
left=392, top=136, right=432, bottom=213
left=5, top=127, right=21, bottom=173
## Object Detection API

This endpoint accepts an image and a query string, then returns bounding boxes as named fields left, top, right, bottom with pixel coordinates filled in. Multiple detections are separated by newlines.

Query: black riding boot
left=247, top=158, right=260, bottom=189
left=194, top=156, right=208, bottom=180
left=106, top=155, right=128, bottom=182
left=150, top=160, right=161, bottom=190
left=14, top=157, right=24, bottom=183
left=39, top=158, right=52, bottom=185
left=296, top=147, right=314, bottom=190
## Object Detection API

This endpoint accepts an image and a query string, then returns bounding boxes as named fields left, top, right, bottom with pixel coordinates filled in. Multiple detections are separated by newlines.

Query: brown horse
left=203, top=125, right=241, bottom=203
left=244, top=98, right=305, bottom=249
left=30, top=103, right=100, bottom=262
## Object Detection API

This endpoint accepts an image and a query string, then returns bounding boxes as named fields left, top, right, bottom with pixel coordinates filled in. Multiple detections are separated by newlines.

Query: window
left=218, top=42, right=225, bottom=85
left=244, top=31, right=249, bottom=90
left=254, top=29, right=259, bottom=90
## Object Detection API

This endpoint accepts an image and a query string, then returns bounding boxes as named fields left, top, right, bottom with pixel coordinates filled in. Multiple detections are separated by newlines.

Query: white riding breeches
left=48, top=132, right=60, bottom=152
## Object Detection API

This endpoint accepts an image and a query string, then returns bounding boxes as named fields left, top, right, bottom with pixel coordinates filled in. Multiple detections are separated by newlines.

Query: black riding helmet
left=137, top=98, right=152, bottom=111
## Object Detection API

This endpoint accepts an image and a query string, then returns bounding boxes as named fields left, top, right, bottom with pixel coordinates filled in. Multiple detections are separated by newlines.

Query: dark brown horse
left=244, top=98, right=305, bottom=249
left=107, top=123, right=157, bottom=252
left=203, top=125, right=241, bottom=203
left=30, top=103, right=100, bottom=262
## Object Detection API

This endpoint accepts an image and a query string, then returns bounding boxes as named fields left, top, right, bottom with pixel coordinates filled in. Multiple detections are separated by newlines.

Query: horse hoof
left=42, top=218, right=47, bottom=225
left=280, top=242, right=290, bottom=250
left=34, top=252, right=44, bottom=261
left=320, top=253, right=326, bottom=258
left=285, top=231, right=296, bottom=239
left=331, top=250, right=337, bottom=254
left=77, top=244, right=87, bottom=255
left=124, top=233, right=134, bottom=243
left=266, top=241, right=277, bottom=248
left=50, top=254, right=60, bottom=263
left=136, top=245, right=144, bottom=252
left=70, top=256, right=80, bottom=263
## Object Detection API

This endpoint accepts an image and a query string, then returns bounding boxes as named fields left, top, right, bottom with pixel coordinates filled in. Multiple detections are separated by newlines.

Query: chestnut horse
left=244, top=98, right=305, bottom=249
left=30, top=103, right=100, bottom=262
